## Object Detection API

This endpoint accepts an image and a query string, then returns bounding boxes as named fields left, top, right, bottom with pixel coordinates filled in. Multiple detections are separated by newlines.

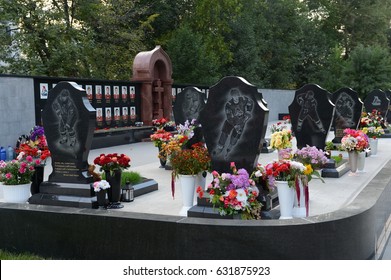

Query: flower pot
left=178, top=174, right=196, bottom=216
left=369, top=138, right=378, bottom=155
left=2, top=183, right=31, bottom=203
left=276, top=180, right=295, bottom=219
left=105, top=170, right=124, bottom=209
left=348, top=151, right=358, bottom=173
left=293, top=177, right=309, bottom=218
left=30, top=164, right=44, bottom=195
left=357, top=151, right=366, bottom=172
left=96, top=189, right=107, bottom=208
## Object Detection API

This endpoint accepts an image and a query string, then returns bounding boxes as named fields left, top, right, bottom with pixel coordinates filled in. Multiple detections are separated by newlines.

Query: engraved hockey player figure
left=296, top=90, right=326, bottom=134
left=335, top=92, right=355, bottom=127
left=52, top=89, right=78, bottom=146
left=182, top=90, right=203, bottom=121
left=214, top=88, right=253, bottom=157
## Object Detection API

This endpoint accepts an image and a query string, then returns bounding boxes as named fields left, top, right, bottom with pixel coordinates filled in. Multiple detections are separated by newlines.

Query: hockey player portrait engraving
left=52, top=89, right=78, bottom=147
left=214, top=88, right=254, bottom=157
left=334, top=92, right=355, bottom=127
left=296, top=90, right=326, bottom=134
left=182, top=89, right=204, bottom=121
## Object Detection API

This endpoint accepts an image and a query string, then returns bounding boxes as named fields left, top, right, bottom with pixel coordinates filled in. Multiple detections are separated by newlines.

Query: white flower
left=289, top=160, right=306, bottom=172
left=17, top=152, right=25, bottom=161
left=255, top=170, right=262, bottom=177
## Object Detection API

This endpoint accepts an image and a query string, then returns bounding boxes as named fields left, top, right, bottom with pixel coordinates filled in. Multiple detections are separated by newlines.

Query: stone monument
left=364, top=89, right=389, bottom=119
left=288, top=84, right=335, bottom=150
left=29, top=81, right=97, bottom=208
left=173, top=86, right=206, bottom=125
left=331, top=87, right=363, bottom=143
left=199, top=76, right=269, bottom=174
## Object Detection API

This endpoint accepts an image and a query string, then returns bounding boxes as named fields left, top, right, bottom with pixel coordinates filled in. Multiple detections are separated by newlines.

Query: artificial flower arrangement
left=270, top=116, right=291, bottom=133
left=152, top=117, right=169, bottom=129
left=360, top=109, right=385, bottom=128
left=292, top=145, right=327, bottom=183
left=197, top=162, right=261, bottom=219
left=263, top=160, right=306, bottom=188
left=269, top=129, right=293, bottom=150
left=150, top=129, right=173, bottom=148
left=341, top=128, right=369, bottom=152
left=0, top=156, right=40, bottom=185
left=92, top=180, right=111, bottom=192
left=93, top=153, right=131, bottom=172
left=361, top=126, right=384, bottom=139
left=16, top=126, right=51, bottom=163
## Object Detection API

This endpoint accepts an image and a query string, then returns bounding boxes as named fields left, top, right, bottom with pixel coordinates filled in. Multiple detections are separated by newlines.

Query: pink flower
left=230, top=162, right=235, bottom=168
left=20, top=162, right=27, bottom=168
left=19, top=167, right=26, bottom=174
left=35, top=159, right=41, bottom=165
left=212, top=171, right=219, bottom=177
left=26, top=155, right=33, bottom=162
left=5, top=173, right=12, bottom=179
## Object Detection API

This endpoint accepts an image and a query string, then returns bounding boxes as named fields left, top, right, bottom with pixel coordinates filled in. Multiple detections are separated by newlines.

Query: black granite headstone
left=199, top=76, right=269, bottom=174
left=29, top=81, right=97, bottom=208
left=364, top=89, right=389, bottom=118
left=173, top=87, right=206, bottom=125
left=288, top=84, right=335, bottom=150
left=331, top=88, right=363, bottom=143
left=384, top=90, right=391, bottom=123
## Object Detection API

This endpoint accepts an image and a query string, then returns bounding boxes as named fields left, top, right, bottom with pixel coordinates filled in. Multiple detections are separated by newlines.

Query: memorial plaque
left=41, top=81, right=96, bottom=184
left=173, top=87, right=206, bottom=125
left=331, top=88, right=363, bottom=143
left=288, top=84, right=335, bottom=150
left=364, top=89, right=389, bottom=118
left=199, top=76, right=269, bottom=174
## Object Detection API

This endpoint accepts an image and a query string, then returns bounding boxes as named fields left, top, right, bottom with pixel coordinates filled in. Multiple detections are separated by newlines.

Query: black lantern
left=121, top=181, right=134, bottom=202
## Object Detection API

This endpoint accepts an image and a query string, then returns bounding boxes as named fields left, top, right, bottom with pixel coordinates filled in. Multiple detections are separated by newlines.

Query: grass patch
left=0, top=249, right=45, bottom=260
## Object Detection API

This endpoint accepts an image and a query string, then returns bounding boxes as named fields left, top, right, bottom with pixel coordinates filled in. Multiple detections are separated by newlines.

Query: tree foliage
left=1, top=0, right=391, bottom=91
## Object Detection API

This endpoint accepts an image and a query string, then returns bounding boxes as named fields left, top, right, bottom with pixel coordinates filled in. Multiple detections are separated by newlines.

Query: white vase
left=292, top=178, right=308, bottom=218
left=2, top=183, right=31, bottom=203
left=178, top=174, right=196, bottom=216
left=194, top=172, right=207, bottom=204
left=276, top=181, right=295, bottom=219
left=357, top=151, right=366, bottom=172
left=369, top=138, right=378, bottom=155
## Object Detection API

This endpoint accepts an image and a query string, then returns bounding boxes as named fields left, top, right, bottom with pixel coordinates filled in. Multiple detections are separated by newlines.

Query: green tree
left=343, top=44, right=391, bottom=98
left=0, top=0, right=146, bottom=79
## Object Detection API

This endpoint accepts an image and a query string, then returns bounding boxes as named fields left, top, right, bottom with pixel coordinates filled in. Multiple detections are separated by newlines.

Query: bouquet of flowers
left=270, top=116, right=290, bottom=133
left=150, top=129, right=172, bottom=148
left=92, top=180, right=111, bottom=192
left=293, top=145, right=328, bottom=170
left=16, top=126, right=51, bottom=163
left=93, top=153, right=131, bottom=172
left=263, top=160, right=306, bottom=188
left=341, top=129, right=369, bottom=152
left=199, top=162, right=261, bottom=219
left=0, top=156, right=40, bottom=185
left=360, top=109, right=385, bottom=128
left=361, top=126, right=384, bottom=139
left=269, top=129, right=293, bottom=150
left=171, top=143, right=210, bottom=176
left=152, top=118, right=168, bottom=129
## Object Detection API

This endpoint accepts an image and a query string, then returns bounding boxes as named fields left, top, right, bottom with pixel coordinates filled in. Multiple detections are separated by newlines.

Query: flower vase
left=178, top=174, right=196, bottom=216
left=293, top=177, right=309, bottom=218
left=348, top=151, right=358, bottom=173
left=96, top=190, right=107, bottom=208
left=2, top=183, right=31, bottom=203
left=105, top=170, right=124, bottom=209
left=194, top=172, right=207, bottom=204
left=158, top=146, right=166, bottom=168
left=30, top=164, right=44, bottom=195
left=357, top=151, right=366, bottom=172
left=369, top=138, right=378, bottom=155
left=276, top=180, right=295, bottom=219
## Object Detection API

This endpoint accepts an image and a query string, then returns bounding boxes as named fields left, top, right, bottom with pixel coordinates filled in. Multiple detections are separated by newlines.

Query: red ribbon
left=295, top=177, right=301, bottom=207
left=171, top=172, right=175, bottom=199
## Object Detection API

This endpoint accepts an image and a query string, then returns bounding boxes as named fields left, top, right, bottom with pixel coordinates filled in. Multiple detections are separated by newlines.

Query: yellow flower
left=304, top=164, right=313, bottom=175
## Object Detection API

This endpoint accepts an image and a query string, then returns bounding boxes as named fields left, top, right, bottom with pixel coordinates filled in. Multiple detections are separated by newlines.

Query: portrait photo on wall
left=122, top=106, right=128, bottom=121
left=113, top=86, right=120, bottom=101
left=86, top=85, right=93, bottom=101
left=95, top=85, right=102, bottom=102
left=130, top=86, right=135, bottom=101
left=114, top=107, right=120, bottom=121
left=104, top=85, right=111, bottom=103
left=105, top=107, right=112, bottom=122
left=40, top=83, right=49, bottom=99
left=121, top=86, right=128, bottom=102
left=130, top=106, right=136, bottom=120
left=96, top=108, right=103, bottom=122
